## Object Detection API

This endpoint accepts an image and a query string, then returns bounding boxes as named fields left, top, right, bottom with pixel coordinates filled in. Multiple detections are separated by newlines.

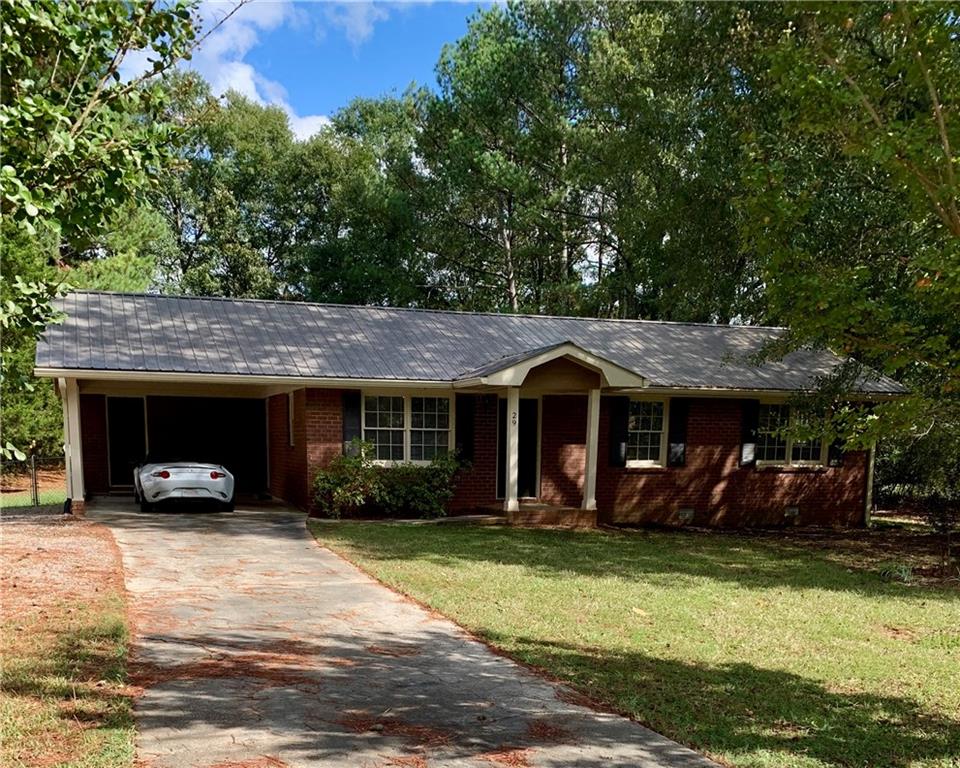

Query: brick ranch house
left=35, top=291, right=903, bottom=525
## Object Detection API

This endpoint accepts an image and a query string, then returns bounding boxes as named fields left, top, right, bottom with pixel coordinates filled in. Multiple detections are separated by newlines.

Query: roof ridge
left=65, top=290, right=787, bottom=332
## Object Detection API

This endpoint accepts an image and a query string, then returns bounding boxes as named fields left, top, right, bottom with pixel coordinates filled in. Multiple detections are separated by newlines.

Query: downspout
left=864, top=442, right=876, bottom=526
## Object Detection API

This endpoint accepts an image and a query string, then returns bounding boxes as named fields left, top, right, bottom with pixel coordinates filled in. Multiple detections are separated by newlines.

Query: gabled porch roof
left=454, top=341, right=647, bottom=389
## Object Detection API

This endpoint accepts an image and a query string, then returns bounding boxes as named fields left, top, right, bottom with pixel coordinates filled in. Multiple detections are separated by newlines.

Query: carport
left=95, top=393, right=266, bottom=493
left=48, top=375, right=298, bottom=512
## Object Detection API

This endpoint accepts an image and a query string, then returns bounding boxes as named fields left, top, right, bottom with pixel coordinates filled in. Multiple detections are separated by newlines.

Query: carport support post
left=582, top=387, right=600, bottom=511
left=504, top=386, right=520, bottom=513
left=60, top=377, right=85, bottom=514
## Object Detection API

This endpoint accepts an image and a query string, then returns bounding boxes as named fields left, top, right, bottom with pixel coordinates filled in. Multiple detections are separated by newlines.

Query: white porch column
left=60, top=377, right=85, bottom=505
left=582, top=387, right=601, bottom=511
left=504, top=386, right=520, bottom=513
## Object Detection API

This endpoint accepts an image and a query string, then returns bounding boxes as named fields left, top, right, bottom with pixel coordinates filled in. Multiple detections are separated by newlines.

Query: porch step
left=507, top=505, right=597, bottom=529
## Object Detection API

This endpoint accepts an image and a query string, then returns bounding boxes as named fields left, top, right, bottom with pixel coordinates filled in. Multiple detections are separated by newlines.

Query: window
left=410, top=397, right=450, bottom=461
left=790, top=412, right=823, bottom=464
left=757, top=403, right=825, bottom=466
left=627, top=400, right=665, bottom=465
left=791, top=438, right=822, bottom=463
left=363, top=394, right=452, bottom=463
left=364, top=395, right=405, bottom=461
left=756, top=404, right=787, bottom=462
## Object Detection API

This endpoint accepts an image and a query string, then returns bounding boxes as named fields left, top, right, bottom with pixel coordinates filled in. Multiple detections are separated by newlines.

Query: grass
left=1, top=520, right=134, bottom=768
left=309, top=521, right=960, bottom=768
left=1, top=465, right=68, bottom=509
left=0, top=489, right=67, bottom=508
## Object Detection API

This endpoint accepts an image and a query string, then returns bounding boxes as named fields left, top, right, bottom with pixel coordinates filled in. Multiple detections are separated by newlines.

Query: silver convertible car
left=133, top=460, right=235, bottom=512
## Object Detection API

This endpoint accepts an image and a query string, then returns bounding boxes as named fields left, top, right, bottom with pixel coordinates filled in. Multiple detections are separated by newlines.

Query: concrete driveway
left=92, top=499, right=715, bottom=768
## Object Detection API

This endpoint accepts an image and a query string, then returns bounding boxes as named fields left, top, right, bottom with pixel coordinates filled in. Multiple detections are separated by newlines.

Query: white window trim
left=755, top=402, right=828, bottom=468
left=362, top=390, right=455, bottom=466
left=625, top=396, right=670, bottom=469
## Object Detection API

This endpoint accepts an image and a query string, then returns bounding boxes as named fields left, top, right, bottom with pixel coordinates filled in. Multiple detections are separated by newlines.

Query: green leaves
left=735, top=1, right=958, bottom=484
left=0, top=0, right=201, bottom=242
left=0, top=0, right=203, bottom=457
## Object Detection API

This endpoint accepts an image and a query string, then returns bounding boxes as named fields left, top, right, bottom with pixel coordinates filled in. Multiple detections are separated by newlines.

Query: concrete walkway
left=92, top=499, right=716, bottom=768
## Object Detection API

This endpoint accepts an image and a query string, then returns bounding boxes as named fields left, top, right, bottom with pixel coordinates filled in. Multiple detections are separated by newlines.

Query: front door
left=107, top=396, right=146, bottom=487
left=497, top=397, right=539, bottom=499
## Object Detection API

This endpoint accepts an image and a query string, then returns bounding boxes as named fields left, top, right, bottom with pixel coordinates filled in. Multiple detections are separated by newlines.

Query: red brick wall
left=80, top=394, right=109, bottom=494
left=267, top=391, right=308, bottom=509
left=79, top=384, right=868, bottom=526
left=449, top=394, right=500, bottom=511
left=445, top=393, right=867, bottom=526
left=267, top=388, right=344, bottom=512
left=304, top=388, right=343, bottom=512
left=587, top=396, right=867, bottom=527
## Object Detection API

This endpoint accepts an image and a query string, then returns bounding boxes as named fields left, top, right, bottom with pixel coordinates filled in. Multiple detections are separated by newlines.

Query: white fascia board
left=33, top=367, right=455, bottom=390
left=463, top=343, right=647, bottom=389
left=617, top=385, right=901, bottom=400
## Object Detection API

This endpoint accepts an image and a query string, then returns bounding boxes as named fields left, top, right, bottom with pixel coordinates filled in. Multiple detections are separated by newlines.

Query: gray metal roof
left=35, top=291, right=904, bottom=393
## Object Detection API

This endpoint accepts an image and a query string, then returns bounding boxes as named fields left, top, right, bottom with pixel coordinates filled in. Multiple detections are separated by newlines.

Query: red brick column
left=304, top=389, right=343, bottom=514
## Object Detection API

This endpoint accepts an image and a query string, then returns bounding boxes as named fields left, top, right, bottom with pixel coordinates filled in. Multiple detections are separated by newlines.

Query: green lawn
left=309, top=521, right=960, bottom=768
left=0, top=488, right=67, bottom=508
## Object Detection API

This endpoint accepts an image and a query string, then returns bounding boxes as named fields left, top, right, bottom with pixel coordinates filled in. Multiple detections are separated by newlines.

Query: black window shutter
left=740, top=399, right=760, bottom=466
left=342, top=390, right=361, bottom=455
left=455, top=394, right=476, bottom=462
left=608, top=396, right=630, bottom=467
left=827, top=439, right=845, bottom=467
left=667, top=398, right=690, bottom=467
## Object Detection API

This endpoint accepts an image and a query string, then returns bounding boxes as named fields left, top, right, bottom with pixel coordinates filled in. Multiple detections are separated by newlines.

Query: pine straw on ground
left=1, top=516, right=134, bottom=768
left=130, top=650, right=322, bottom=692
left=381, top=756, right=429, bottom=768
left=365, top=643, right=422, bottom=657
left=476, top=747, right=535, bottom=767
left=205, top=757, right=288, bottom=768
left=337, top=711, right=454, bottom=749
left=525, top=718, right=574, bottom=744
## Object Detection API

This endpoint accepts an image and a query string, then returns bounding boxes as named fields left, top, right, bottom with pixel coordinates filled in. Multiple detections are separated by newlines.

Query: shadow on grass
left=3, top=614, right=132, bottom=731
left=66, top=621, right=960, bottom=768
left=315, top=522, right=960, bottom=602
left=489, top=632, right=960, bottom=767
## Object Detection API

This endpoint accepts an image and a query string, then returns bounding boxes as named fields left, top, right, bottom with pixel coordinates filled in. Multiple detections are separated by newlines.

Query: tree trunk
left=504, top=235, right=519, bottom=313
left=501, top=199, right=519, bottom=313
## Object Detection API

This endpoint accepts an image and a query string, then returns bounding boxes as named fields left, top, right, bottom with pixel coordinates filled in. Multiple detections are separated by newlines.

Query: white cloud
left=187, top=1, right=330, bottom=139
left=287, top=112, right=333, bottom=140
left=323, top=2, right=390, bottom=47
left=118, top=0, right=434, bottom=139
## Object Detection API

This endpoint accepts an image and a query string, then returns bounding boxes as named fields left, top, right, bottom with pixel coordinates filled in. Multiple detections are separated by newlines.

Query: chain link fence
left=0, top=456, right=67, bottom=509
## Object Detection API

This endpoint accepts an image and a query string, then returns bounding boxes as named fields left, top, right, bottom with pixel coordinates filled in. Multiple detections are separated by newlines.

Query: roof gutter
left=633, top=385, right=904, bottom=400
left=33, top=367, right=456, bottom=390
left=33, top=367, right=904, bottom=399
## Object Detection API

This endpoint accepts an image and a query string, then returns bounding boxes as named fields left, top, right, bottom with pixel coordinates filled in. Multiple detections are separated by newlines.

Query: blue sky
left=176, top=1, right=489, bottom=138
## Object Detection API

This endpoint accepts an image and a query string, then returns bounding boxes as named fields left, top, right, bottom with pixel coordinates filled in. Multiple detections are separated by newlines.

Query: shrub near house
left=314, top=441, right=461, bottom=519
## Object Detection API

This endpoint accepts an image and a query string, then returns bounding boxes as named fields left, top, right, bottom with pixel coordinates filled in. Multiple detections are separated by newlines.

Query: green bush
left=312, top=439, right=462, bottom=519
left=312, top=441, right=382, bottom=519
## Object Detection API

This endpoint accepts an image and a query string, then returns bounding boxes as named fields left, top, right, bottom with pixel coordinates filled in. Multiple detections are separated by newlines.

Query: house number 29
left=511, top=411, right=518, bottom=426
